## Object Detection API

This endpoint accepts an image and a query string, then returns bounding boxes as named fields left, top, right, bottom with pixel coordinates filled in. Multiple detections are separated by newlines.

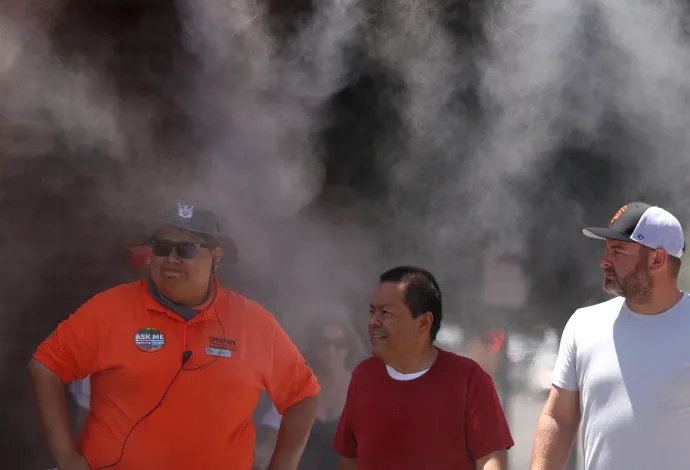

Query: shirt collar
left=143, top=275, right=220, bottom=322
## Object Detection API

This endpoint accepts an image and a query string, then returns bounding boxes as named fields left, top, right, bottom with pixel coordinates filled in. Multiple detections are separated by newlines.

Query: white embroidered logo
left=177, top=203, right=194, bottom=219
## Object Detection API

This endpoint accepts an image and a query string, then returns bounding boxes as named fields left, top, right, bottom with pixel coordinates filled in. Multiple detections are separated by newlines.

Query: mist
left=3, top=0, right=690, bottom=468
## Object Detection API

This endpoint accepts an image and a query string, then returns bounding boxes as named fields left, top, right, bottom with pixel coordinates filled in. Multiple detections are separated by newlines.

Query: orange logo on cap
left=611, top=205, right=627, bottom=224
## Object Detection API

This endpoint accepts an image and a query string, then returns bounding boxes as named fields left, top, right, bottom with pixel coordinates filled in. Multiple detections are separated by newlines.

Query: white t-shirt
left=552, top=293, right=690, bottom=470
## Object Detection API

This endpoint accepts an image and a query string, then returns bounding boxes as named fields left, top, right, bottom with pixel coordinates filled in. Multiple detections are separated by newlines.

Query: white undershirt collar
left=386, top=364, right=430, bottom=381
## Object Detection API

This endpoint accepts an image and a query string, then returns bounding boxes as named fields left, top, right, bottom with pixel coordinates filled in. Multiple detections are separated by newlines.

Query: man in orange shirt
left=28, top=203, right=320, bottom=470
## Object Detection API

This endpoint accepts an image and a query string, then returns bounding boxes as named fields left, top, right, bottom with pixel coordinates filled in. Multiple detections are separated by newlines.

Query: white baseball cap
left=582, top=202, right=685, bottom=258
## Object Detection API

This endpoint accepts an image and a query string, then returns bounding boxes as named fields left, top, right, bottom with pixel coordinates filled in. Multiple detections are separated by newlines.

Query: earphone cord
left=92, top=304, right=226, bottom=469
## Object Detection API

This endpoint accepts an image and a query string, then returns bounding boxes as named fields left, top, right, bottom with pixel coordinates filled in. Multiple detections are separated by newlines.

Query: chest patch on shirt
left=206, top=347, right=232, bottom=357
left=134, top=328, right=165, bottom=352
left=206, top=336, right=235, bottom=357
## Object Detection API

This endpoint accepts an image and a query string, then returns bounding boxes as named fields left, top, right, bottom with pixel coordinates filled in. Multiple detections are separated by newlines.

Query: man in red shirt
left=334, top=266, right=514, bottom=470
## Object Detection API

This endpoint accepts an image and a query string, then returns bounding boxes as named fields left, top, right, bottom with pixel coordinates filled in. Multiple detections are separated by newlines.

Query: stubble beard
left=604, top=257, right=653, bottom=305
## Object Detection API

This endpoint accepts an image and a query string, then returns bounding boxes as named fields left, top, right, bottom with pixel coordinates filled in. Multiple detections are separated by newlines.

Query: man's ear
left=419, top=311, right=433, bottom=334
left=214, top=247, right=224, bottom=267
left=649, top=249, right=667, bottom=273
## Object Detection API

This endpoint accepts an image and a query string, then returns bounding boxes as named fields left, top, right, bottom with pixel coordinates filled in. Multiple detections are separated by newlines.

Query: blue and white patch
left=206, top=347, right=232, bottom=358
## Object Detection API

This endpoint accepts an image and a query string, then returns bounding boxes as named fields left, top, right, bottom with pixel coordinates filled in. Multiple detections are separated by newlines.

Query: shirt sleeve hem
left=473, top=438, right=516, bottom=461
left=31, top=351, right=73, bottom=384
left=83, top=452, right=95, bottom=470
left=274, top=382, right=321, bottom=415
left=551, top=377, right=579, bottom=392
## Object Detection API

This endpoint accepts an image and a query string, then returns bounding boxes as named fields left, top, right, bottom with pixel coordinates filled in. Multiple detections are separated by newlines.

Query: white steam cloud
left=6, top=1, right=690, bottom=468
left=0, top=13, right=126, bottom=161
left=471, top=0, right=586, bottom=238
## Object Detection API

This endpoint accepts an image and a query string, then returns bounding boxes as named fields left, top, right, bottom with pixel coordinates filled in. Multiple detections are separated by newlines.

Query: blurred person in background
left=28, top=203, right=319, bottom=470
left=334, top=266, right=514, bottom=470
left=255, top=311, right=367, bottom=470
left=531, top=202, right=690, bottom=470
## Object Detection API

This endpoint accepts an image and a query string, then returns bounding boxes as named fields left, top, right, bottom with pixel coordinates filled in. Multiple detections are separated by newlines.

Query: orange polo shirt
left=33, top=278, right=319, bottom=470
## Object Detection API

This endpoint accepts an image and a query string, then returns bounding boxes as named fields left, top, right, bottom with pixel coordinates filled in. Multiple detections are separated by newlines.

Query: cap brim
left=582, top=227, right=631, bottom=242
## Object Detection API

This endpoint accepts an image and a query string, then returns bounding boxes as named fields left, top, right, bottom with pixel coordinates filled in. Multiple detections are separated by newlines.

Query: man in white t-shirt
left=530, top=201, right=690, bottom=470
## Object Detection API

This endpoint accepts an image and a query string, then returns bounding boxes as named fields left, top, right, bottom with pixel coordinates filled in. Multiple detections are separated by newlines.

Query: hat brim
left=206, top=234, right=239, bottom=264
left=582, top=227, right=631, bottom=242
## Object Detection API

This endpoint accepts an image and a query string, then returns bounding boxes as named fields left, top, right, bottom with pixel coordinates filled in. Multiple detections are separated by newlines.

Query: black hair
left=379, top=265, right=443, bottom=341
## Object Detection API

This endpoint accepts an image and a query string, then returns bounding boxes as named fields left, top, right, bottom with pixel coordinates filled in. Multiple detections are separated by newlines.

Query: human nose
left=369, top=311, right=383, bottom=329
left=600, top=251, right=612, bottom=268
left=166, top=248, right=183, bottom=263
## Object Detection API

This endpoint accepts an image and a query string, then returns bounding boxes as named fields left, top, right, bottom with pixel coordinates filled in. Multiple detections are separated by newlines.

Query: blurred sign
left=481, top=241, right=531, bottom=309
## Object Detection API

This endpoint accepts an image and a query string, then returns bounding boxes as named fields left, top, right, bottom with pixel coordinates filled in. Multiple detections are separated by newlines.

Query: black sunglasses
left=150, top=239, right=215, bottom=260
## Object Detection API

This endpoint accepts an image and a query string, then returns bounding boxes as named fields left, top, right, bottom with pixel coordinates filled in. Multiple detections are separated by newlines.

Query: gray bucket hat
left=149, top=203, right=238, bottom=263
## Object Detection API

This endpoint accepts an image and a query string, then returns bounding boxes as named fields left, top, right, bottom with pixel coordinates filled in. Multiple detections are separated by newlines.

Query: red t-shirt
left=333, top=348, right=514, bottom=470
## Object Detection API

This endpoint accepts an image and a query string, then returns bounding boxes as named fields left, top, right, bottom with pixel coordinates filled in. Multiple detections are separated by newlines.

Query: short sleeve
left=466, top=366, right=514, bottom=461
left=264, top=317, right=320, bottom=414
left=333, top=371, right=358, bottom=458
left=32, top=295, right=106, bottom=384
left=551, top=313, right=579, bottom=392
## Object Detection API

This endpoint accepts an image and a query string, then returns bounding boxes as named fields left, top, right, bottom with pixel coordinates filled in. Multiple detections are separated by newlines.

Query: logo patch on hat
left=178, top=203, right=194, bottom=219
left=611, top=205, right=628, bottom=224
left=134, top=328, right=165, bottom=352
